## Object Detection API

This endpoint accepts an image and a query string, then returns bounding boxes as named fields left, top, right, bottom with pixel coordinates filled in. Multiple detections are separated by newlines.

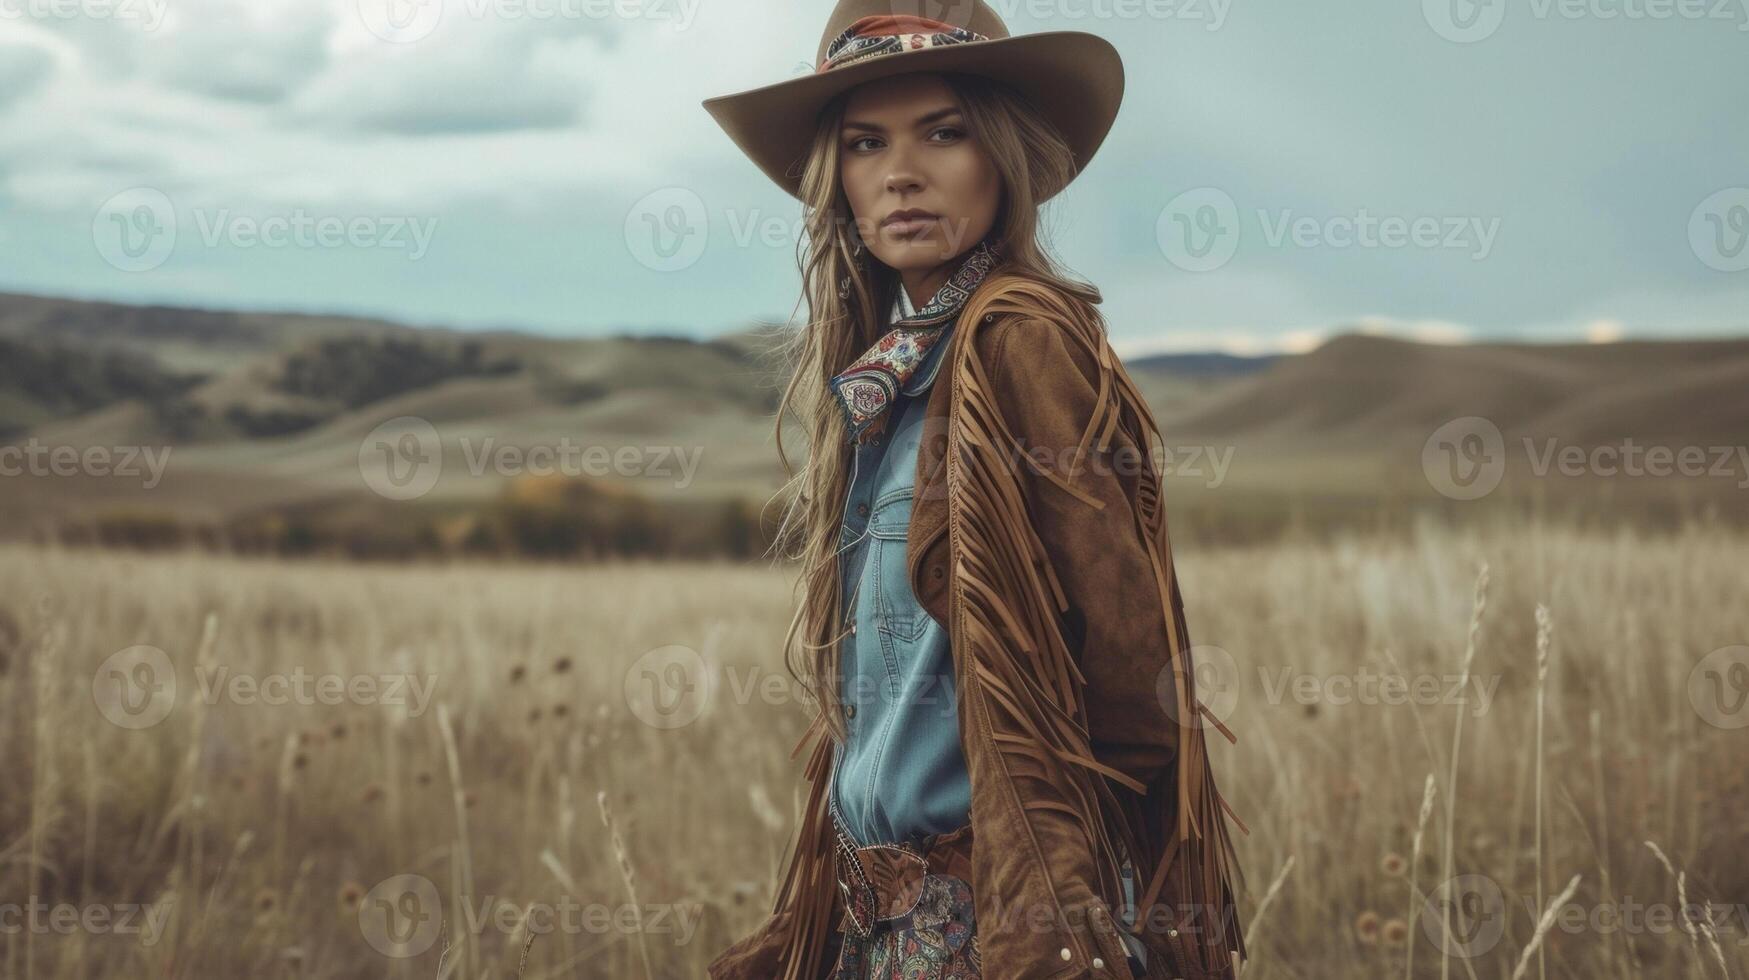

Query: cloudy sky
left=1, top=0, right=1745, bottom=354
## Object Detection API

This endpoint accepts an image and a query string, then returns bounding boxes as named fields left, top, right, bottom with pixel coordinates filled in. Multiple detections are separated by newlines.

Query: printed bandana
left=829, top=238, right=1002, bottom=444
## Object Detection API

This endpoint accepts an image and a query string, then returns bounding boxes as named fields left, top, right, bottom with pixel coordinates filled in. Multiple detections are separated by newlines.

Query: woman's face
left=838, top=73, right=1001, bottom=285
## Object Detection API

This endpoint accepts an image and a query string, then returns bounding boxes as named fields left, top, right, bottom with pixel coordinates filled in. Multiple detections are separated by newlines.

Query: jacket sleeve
left=954, top=299, right=1248, bottom=980
left=978, top=312, right=1185, bottom=796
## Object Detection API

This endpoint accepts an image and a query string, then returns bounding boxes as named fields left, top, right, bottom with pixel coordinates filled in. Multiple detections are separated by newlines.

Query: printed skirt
left=827, top=811, right=981, bottom=979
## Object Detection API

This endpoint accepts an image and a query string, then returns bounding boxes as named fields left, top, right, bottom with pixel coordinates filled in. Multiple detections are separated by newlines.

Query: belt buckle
left=833, top=825, right=929, bottom=939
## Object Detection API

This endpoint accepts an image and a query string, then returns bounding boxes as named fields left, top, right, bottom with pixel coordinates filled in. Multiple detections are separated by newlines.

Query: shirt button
left=845, top=703, right=856, bottom=719
left=1059, top=947, right=1072, bottom=961
left=1092, top=957, right=1105, bottom=970
left=855, top=502, right=869, bottom=517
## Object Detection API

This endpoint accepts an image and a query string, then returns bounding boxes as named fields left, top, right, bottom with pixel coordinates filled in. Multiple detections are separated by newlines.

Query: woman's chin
left=873, top=233, right=964, bottom=268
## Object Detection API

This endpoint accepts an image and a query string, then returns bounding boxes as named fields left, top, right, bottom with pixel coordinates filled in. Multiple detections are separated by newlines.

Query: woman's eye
left=845, top=128, right=961, bottom=152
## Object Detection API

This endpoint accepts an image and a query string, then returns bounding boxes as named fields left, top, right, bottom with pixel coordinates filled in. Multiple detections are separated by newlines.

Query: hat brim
left=702, top=31, right=1123, bottom=203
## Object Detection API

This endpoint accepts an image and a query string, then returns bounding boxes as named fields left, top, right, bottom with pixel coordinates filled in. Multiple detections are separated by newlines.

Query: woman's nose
left=883, top=141, right=925, bottom=194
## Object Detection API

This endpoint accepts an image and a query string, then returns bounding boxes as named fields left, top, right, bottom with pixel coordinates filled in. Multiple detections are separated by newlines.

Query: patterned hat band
left=817, top=15, right=991, bottom=74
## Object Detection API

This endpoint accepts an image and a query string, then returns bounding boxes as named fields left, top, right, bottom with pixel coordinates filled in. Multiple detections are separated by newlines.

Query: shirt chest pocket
left=865, top=487, right=935, bottom=646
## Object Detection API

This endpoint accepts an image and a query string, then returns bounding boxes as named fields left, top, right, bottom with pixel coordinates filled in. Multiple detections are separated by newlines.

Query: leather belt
left=831, top=814, right=974, bottom=939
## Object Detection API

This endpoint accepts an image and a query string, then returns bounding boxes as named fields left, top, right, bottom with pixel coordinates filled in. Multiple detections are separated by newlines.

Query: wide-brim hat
left=701, top=0, right=1124, bottom=203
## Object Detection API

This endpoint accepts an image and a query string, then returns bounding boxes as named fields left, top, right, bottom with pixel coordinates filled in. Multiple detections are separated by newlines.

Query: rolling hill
left=3, top=290, right=1744, bottom=552
left=1162, top=331, right=1749, bottom=448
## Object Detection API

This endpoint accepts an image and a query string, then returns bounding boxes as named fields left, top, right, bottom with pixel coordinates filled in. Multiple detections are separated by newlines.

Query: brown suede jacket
left=708, top=272, right=1249, bottom=980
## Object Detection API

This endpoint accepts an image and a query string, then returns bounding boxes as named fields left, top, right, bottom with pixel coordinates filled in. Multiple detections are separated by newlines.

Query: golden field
left=2, top=513, right=1747, bottom=979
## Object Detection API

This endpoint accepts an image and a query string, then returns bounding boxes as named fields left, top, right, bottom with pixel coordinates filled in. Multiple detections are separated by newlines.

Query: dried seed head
left=338, top=882, right=365, bottom=912
left=1354, top=910, right=1380, bottom=945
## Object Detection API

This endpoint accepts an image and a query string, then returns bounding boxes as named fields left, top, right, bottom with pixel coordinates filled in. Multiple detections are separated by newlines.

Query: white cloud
left=1350, top=318, right=1476, bottom=344
left=0, top=43, right=56, bottom=109
left=1354, top=316, right=1471, bottom=345
left=1110, top=327, right=1329, bottom=358
left=286, top=32, right=593, bottom=135
left=147, top=0, right=335, bottom=102
left=0, top=0, right=820, bottom=217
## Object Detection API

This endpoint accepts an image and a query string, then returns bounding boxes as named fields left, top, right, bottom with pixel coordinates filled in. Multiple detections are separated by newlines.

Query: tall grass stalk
left=1439, top=563, right=1488, bottom=980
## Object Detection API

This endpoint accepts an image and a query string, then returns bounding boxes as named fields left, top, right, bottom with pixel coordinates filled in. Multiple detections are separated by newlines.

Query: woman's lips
left=884, top=216, right=939, bottom=236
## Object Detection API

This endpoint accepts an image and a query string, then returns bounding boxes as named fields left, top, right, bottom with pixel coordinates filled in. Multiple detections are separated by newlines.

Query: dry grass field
left=2, top=513, right=1747, bottom=979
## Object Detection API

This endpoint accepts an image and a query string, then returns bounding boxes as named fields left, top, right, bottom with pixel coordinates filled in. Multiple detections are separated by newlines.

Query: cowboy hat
left=701, top=0, right=1124, bottom=202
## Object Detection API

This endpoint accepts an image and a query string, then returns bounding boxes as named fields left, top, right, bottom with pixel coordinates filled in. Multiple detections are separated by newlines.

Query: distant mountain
left=1128, top=350, right=1282, bottom=378
left=1, top=293, right=784, bottom=446
left=0, top=291, right=418, bottom=374
left=1165, top=331, right=1749, bottom=447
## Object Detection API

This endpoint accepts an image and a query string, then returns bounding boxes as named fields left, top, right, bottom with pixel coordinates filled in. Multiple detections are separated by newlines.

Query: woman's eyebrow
left=842, top=106, right=963, bottom=134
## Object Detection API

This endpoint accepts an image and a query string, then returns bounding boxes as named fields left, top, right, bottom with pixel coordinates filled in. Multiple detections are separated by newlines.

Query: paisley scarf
left=829, top=238, right=1003, bottom=444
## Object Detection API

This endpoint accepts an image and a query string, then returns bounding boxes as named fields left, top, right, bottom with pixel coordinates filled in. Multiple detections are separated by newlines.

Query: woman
left=702, top=4, right=1248, bottom=978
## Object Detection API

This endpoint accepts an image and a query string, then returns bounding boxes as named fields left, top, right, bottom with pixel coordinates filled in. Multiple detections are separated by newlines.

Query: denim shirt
left=829, top=289, right=972, bottom=850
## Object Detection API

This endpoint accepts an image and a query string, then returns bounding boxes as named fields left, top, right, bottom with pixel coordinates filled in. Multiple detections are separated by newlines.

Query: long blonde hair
left=765, top=71, right=1106, bottom=744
